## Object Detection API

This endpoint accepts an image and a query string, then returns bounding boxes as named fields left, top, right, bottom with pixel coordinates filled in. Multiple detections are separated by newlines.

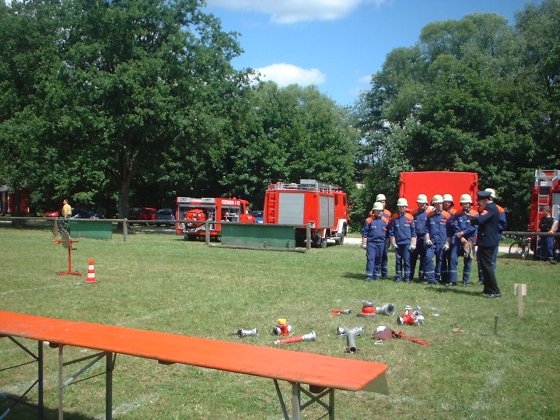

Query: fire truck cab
left=176, top=197, right=253, bottom=240
left=264, top=179, right=348, bottom=247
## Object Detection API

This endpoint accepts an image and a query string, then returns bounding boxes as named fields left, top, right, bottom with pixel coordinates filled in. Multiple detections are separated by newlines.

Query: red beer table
left=0, top=310, right=388, bottom=419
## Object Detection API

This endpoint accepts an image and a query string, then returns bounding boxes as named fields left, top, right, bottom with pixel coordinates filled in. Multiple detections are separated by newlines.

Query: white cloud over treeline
left=255, top=64, right=326, bottom=87
left=206, top=0, right=387, bottom=24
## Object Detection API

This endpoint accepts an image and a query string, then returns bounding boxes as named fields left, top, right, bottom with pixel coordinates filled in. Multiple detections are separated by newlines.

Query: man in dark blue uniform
left=362, top=201, right=390, bottom=281
left=469, top=191, right=502, bottom=297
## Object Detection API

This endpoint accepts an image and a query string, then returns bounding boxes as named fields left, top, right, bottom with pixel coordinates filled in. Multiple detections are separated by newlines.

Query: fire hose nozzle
left=375, top=303, right=395, bottom=316
left=236, top=328, right=258, bottom=338
left=330, top=308, right=352, bottom=316
left=274, top=331, right=316, bottom=345
left=337, top=326, right=364, bottom=336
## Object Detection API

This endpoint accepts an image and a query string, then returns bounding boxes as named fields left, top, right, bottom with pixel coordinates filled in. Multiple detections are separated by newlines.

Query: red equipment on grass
left=176, top=197, right=254, bottom=240
left=264, top=179, right=349, bottom=248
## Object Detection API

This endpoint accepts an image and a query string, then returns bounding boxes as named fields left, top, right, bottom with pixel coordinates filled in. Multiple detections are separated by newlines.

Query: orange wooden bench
left=0, top=310, right=388, bottom=419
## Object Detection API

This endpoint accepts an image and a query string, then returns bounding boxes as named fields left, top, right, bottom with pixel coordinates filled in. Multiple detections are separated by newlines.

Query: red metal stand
left=53, top=238, right=81, bottom=276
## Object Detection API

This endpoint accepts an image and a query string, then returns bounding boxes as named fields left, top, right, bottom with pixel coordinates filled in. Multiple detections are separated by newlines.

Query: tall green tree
left=216, top=83, right=359, bottom=207
left=0, top=0, right=248, bottom=217
left=356, top=4, right=560, bottom=228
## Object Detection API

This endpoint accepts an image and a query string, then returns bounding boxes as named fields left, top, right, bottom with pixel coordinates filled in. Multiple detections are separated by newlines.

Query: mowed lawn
left=1, top=226, right=559, bottom=419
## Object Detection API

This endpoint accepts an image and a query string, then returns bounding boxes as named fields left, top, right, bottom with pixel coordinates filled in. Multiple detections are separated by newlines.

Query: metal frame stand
left=0, top=338, right=44, bottom=420
left=56, top=345, right=115, bottom=420
left=274, top=380, right=335, bottom=420
left=55, top=240, right=81, bottom=276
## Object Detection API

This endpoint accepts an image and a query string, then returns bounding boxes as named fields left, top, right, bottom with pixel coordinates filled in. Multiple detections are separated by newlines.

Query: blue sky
left=204, top=0, right=541, bottom=106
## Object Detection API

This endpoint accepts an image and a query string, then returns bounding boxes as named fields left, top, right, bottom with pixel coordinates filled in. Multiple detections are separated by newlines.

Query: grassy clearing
left=1, top=226, right=559, bottom=419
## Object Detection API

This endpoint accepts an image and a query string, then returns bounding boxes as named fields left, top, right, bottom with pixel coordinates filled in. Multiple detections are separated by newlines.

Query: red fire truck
left=263, top=179, right=349, bottom=247
left=527, top=169, right=560, bottom=257
left=176, top=197, right=254, bottom=240
left=528, top=169, right=560, bottom=231
left=398, top=171, right=478, bottom=211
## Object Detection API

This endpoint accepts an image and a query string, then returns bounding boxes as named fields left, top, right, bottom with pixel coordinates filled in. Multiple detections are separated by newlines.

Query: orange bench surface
left=0, top=310, right=388, bottom=393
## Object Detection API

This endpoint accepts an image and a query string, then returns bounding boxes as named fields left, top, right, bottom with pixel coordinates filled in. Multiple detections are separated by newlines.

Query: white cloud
left=256, top=63, right=326, bottom=87
left=206, top=0, right=387, bottom=24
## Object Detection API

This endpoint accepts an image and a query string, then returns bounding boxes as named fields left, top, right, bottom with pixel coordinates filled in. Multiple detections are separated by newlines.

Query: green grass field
left=1, top=226, right=559, bottom=419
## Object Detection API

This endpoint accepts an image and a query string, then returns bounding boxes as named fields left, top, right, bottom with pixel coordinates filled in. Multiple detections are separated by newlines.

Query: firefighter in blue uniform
left=410, top=194, right=429, bottom=282
left=362, top=201, right=390, bottom=281
left=477, top=188, right=507, bottom=284
left=449, top=194, right=478, bottom=286
left=469, top=190, right=502, bottom=297
left=423, top=194, right=452, bottom=285
left=389, top=198, right=417, bottom=282
left=441, top=194, right=457, bottom=283
left=375, top=193, right=392, bottom=278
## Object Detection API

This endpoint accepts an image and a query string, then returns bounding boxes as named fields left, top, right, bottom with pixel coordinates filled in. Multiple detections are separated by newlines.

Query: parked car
left=43, top=210, right=60, bottom=217
left=129, top=207, right=157, bottom=220
left=251, top=210, right=264, bottom=223
left=129, top=207, right=157, bottom=223
left=156, top=208, right=175, bottom=226
left=71, top=208, right=104, bottom=219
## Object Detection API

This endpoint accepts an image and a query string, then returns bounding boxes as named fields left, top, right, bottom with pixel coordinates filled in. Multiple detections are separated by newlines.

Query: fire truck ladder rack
left=533, top=169, right=559, bottom=250
left=270, top=179, right=341, bottom=192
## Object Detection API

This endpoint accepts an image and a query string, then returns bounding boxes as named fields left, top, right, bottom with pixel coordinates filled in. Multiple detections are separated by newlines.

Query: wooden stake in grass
left=514, top=283, right=527, bottom=318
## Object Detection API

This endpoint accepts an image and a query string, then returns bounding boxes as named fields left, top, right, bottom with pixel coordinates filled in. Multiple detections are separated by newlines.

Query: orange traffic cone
left=85, top=258, right=96, bottom=284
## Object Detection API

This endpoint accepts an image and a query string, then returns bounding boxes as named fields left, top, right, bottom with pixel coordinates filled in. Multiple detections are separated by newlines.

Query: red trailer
left=264, top=179, right=348, bottom=247
left=398, top=171, right=478, bottom=210
left=176, top=197, right=254, bottom=240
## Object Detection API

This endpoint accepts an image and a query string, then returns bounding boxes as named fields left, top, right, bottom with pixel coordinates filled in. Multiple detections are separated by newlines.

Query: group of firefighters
left=361, top=189, right=508, bottom=289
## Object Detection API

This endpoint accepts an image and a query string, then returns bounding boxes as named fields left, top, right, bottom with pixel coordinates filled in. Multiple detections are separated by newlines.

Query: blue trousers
left=395, top=244, right=411, bottom=281
left=449, top=243, right=473, bottom=284
left=424, top=242, right=444, bottom=284
left=478, top=246, right=499, bottom=282
left=410, top=238, right=426, bottom=280
left=381, top=239, right=389, bottom=278
left=540, top=235, right=554, bottom=260
left=366, top=241, right=385, bottom=279
left=478, top=246, right=500, bottom=295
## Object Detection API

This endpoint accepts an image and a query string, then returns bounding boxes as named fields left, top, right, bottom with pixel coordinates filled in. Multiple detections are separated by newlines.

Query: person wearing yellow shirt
left=62, top=199, right=72, bottom=218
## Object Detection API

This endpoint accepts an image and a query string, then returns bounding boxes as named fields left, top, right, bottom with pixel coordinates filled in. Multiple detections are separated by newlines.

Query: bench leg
left=291, top=382, right=301, bottom=420
left=274, top=380, right=334, bottom=419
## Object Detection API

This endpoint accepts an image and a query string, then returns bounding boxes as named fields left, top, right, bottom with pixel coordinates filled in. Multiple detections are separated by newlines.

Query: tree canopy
left=0, top=0, right=357, bottom=217
left=356, top=1, right=560, bottom=229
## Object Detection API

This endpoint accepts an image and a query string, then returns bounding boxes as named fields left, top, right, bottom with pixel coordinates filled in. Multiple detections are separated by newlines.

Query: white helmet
left=372, top=201, right=384, bottom=211
left=375, top=193, right=386, bottom=202
left=484, top=188, right=496, bottom=199
left=397, top=198, right=408, bottom=207
left=459, top=193, right=472, bottom=204
left=443, top=194, right=454, bottom=203
left=432, top=194, right=444, bottom=204
left=416, top=194, right=428, bottom=204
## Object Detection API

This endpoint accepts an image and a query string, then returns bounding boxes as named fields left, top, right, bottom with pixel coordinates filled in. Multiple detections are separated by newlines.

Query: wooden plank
left=0, top=311, right=388, bottom=393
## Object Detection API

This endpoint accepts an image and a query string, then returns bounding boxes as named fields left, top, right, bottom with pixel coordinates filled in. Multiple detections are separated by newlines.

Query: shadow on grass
left=425, top=285, right=483, bottom=296
left=0, top=394, right=95, bottom=420
left=342, top=272, right=367, bottom=281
